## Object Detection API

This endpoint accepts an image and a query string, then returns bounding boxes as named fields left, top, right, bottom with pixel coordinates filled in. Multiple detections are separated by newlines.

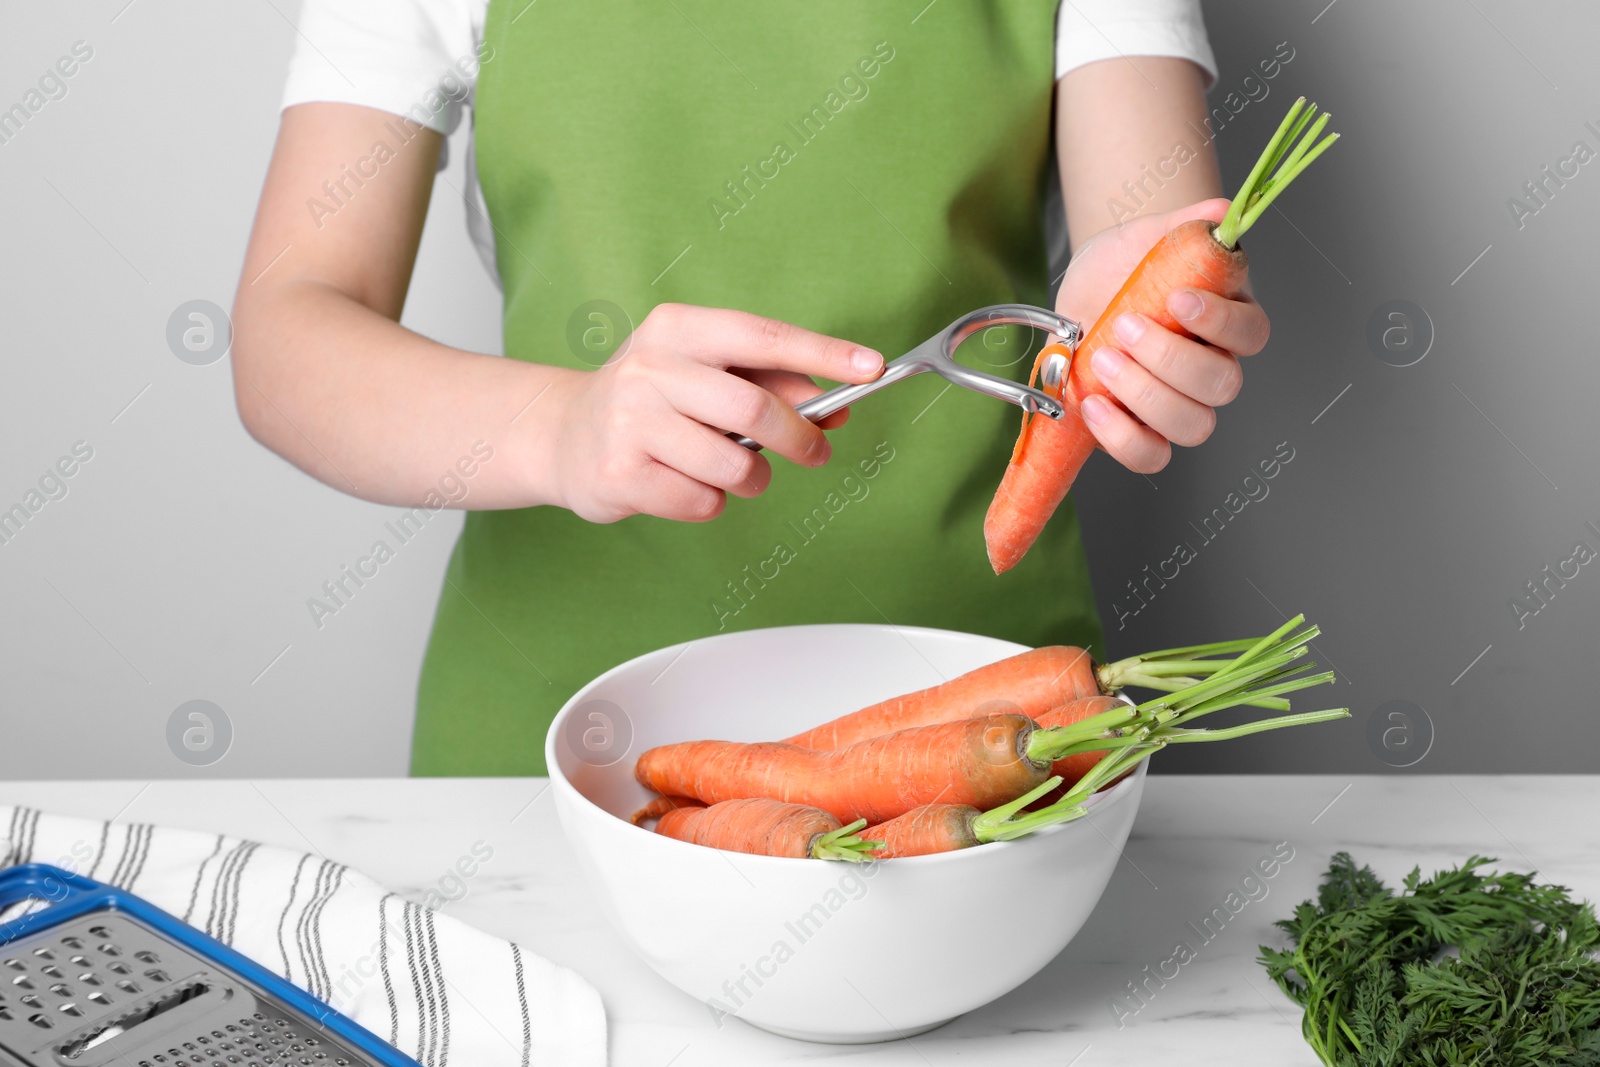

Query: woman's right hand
left=546, top=303, right=885, bottom=524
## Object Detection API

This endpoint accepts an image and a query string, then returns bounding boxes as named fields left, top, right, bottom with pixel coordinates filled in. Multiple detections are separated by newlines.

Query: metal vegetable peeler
left=731, top=304, right=1081, bottom=450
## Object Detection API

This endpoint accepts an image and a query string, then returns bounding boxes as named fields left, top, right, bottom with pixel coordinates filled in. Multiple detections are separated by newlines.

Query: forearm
left=232, top=281, right=576, bottom=510
left=232, top=103, right=581, bottom=511
left=233, top=103, right=883, bottom=527
left=1056, top=57, right=1223, bottom=251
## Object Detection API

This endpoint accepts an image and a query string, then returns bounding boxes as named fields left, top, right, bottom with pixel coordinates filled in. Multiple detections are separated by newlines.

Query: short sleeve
left=280, top=0, right=486, bottom=135
left=1055, top=0, right=1219, bottom=89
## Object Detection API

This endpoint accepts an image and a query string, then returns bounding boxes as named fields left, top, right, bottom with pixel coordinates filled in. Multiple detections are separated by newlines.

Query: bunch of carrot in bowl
left=630, top=616, right=1346, bottom=860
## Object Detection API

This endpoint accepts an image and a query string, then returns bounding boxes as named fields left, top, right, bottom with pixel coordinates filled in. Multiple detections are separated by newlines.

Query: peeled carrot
left=985, top=224, right=1247, bottom=574
left=643, top=797, right=875, bottom=861
left=985, top=98, right=1339, bottom=573
left=784, top=630, right=1298, bottom=751
left=636, top=715, right=1051, bottom=825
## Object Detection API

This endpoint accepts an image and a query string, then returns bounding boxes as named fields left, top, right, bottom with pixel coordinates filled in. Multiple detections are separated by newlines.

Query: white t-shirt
left=281, top=0, right=1218, bottom=282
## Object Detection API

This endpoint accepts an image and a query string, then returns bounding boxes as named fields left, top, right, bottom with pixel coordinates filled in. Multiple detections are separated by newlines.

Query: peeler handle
left=730, top=304, right=1079, bottom=451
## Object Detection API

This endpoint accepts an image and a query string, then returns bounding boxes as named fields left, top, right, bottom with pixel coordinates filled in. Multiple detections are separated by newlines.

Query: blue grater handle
left=0, top=865, right=424, bottom=1067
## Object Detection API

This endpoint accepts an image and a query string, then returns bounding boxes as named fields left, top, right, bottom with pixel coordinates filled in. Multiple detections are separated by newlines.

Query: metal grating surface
left=0, top=913, right=376, bottom=1067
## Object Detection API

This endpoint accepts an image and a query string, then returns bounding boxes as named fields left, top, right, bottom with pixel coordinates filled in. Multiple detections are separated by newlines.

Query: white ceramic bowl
left=546, top=623, right=1146, bottom=1043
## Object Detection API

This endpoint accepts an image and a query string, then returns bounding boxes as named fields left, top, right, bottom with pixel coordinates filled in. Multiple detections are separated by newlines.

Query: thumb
left=1162, top=197, right=1231, bottom=233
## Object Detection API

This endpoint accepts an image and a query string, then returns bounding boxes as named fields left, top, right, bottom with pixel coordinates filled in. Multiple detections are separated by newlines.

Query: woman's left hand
left=1054, top=198, right=1272, bottom=475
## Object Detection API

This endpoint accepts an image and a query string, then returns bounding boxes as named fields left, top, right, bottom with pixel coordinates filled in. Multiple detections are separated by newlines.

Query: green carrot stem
left=811, top=818, right=880, bottom=861
left=1024, top=707, right=1141, bottom=762
left=1155, top=708, right=1350, bottom=744
left=1139, top=646, right=1311, bottom=715
left=1160, top=670, right=1336, bottom=728
left=1238, top=131, right=1339, bottom=234
left=1213, top=97, right=1339, bottom=249
left=1113, top=670, right=1293, bottom=711
left=971, top=775, right=1064, bottom=842
left=1258, top=99, right=1318, bottom=186
left=1150, top=662, right=1324, bottom=722
left=1111, top=636, right=1265, bottom=662
left=953, top=693, right=1347, bottom=853
left=986, top=802, right=1089, bottom=842
left=1217, top=99, right=1307, bottom=247
left=1044, top=733, right=1152, bottom=757
left=1071, top=743, right=1161, bottom=797
left=1041, top=705, right=1347, bottom=764
left=1117, top=659, right=1263, bottom=677
left=1139, top=648, right=1322, bottom=720
left=1038, top=646, right=1325, bottom=762
left=1096, top=628, right=1318, bottom=690
left=1097, top=637, right=1267, bottom=689
left=1101, top=621, right=1317, bottom=703
left=1006, top=745, right=1165, bottom=835
left=1040, top=680, right=1341, bottom=763
left=1263, top=110, right=1329, bottom=198
left=1224, top=614, right=1307, bottom=672
left=1112, top=672, right=1207, bottom=693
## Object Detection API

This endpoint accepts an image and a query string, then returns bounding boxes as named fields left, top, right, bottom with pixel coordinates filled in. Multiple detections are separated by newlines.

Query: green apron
left=412, top=0, right=1101, bottom=776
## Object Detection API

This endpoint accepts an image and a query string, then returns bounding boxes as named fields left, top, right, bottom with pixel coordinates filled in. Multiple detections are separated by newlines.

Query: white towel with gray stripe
left=0, top=807, right=607, bottom=1067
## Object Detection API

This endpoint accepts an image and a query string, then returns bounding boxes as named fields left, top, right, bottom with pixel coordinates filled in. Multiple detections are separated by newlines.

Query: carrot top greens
left=1215, top=96, right=1340, bottom=249
left=1261, top=852, right=1600, bottom=1067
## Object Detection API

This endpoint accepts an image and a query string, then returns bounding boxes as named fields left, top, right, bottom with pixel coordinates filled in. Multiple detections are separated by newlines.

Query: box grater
left=0, top=865, right=421, bottom=1067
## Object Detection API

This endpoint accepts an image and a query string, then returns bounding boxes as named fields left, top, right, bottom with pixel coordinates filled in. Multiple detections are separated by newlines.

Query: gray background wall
left=1, top=0, right=1593, bottom=779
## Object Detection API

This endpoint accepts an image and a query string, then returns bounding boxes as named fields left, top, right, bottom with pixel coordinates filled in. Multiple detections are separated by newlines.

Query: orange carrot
left=784, top=645, right=1097, bottom=750
left=985, top=224, right=1247, bottom=574
left=786, top=629, right=1302, bottom=752
left=864, top=767, right=1088, bottom=857
left=861, top=804, right=982, bottom=859
left=985, top=98, right=1339, bottom=573
left=862, top=745, right=1153, bottom=858
left=636, top=715, right=1051, bottom=825
left=643, top=799, right=857, bottom=857
left=630, top=796, right=870, bottom=859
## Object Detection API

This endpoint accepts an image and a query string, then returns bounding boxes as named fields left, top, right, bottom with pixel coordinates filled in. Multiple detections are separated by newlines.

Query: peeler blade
left=730, top=304, right=1080, bottom=451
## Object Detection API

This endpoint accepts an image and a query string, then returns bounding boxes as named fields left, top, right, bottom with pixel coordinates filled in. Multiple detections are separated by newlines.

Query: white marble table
left=1, top=776, right=1593, bottom=1065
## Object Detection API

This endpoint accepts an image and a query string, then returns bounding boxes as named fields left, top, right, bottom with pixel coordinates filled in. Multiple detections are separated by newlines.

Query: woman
left=233, top=0, right=1270, bottom=775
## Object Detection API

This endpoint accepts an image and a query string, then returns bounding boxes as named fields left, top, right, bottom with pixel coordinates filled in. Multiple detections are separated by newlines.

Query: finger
left=1079, top=393, right=1172, bottom=475
left=659, top=365, right=831, bottom=467
left=635, top=459, right=728, bottom=523
left=1109, top=312, right=1244, bottom=407
left=741, top=368, right=850, bottom=430
left=653, top=303, right=884, bottom=383
left=742, top=368, right=823, bottom=407
left=1164, top=288, right=1270, bottom=357
left=650, top=415, right=772, bottom=499
left=1088, top=346, right=1216, bottom=449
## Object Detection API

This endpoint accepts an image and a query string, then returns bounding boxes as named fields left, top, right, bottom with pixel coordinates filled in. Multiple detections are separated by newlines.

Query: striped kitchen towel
left=0, top=806, right=607, bottom=1067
